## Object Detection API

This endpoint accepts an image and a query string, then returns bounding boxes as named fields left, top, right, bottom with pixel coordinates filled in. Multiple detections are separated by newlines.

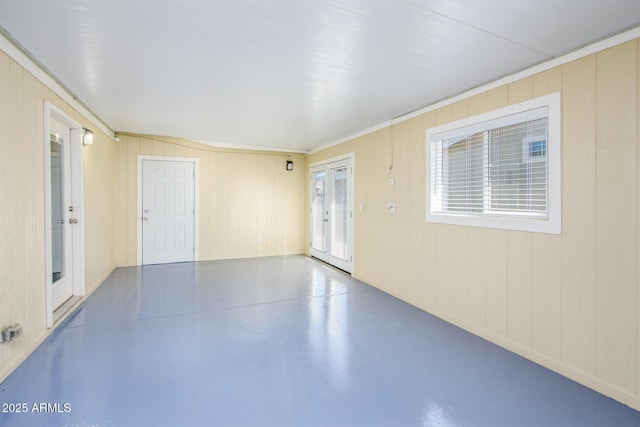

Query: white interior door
left=141, top=159, right=196, bottom=265
left=310, top=156, right=354, bottom=273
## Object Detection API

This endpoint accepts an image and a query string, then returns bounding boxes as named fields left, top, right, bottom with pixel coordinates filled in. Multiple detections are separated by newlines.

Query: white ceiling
left=1, top=1, right=639, bottom=152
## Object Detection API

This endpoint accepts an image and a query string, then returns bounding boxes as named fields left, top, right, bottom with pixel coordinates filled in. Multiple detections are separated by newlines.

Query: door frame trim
left=44, top=101, right=86, bottom=328
left=309, top=152, right=355, bottom=273
left=136, top=155, right=200, bottom=266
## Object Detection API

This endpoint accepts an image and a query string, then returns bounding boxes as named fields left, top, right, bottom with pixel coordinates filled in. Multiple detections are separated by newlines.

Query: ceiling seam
left=420, top=8, right=553, bottom=57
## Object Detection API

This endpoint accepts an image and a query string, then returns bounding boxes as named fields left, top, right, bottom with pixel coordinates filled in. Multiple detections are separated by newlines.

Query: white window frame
left=426, top=92, right=561, bottom=234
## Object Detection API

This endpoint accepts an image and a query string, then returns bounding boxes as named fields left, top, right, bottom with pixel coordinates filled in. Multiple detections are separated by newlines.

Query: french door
left=310, top=155, right=354, bottom=273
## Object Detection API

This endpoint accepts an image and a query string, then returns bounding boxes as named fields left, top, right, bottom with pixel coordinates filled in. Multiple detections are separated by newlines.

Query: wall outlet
left=1, top=323, right=22, bottom=343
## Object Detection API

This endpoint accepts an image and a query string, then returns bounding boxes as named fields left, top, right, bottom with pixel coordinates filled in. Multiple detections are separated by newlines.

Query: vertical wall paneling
left=0, top=53, right=12, bottom=375
left=595, top=41, right=638, bottom=392
left=533, top=67, right=563, bottom=97
left=198, top=151, right=210, bottom=259
left=126, top=136, right=140, bottom=263
left=506, top=231, right=533, bottom=348
left=10, top=60, right=26, bottom=356
left=23, top=70, right=40, bottom=348
left=435, top=225, right=452, bottom=311
left=396, top=121, right=411, bottom=299
left=277, top=155, right=286, bottom=254
left=637, top=39, right=640, bottom=397
left=229, top=153, right=241, bottom=257
left=219, top=152, right=231, bottom=258
left=466, top=93, right=487, bottom=116
left=484, top=229, right=509, bottom=337
left=208, top=151, right=219, bottom=258
left=507, top=77, right=533, bottom=104
left=450, top=226, right=468, bottom=321
left=532, top=234, right=562, bottom=360
left=467, top=227, right=487, bottom=329
left=408, top=117, right=425, bottom=302
left=83, top=121, right=116, bottom=292
left=359, top=142, right=374, bottom=274
left=377, top=127, right=394, bottom=291
left=305, top=37, right=640, bottom=410
left=116, top=136, right=305, bottom=265
left=116, top=135, right=128, bottom=266
left=362, top=128, right=391, bottom=290
left=140, top=137, right=153, bottom=155
left=486, top=85, right=509, bottom=111
left=561, top=55, right=597, bottom=376
left=395, top=122, right=407, bottom=297
left=421, top=112, right=438, bottom=306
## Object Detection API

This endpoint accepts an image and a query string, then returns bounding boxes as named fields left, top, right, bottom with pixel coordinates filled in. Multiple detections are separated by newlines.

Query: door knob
left=69, top=218, right=78, bottom=224
left=142, top=217, right=149, bottom=221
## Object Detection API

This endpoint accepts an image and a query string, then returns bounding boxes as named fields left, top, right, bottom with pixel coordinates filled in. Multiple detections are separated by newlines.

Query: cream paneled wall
left=305, top=40, right=640, bottom=409
left=0, top=49, right=116, bottom=382
left=114, top=135, right=304, bottom=266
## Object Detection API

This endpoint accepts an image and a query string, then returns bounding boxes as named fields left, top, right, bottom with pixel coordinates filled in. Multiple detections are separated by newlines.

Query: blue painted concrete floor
left=2, top=256, right=640, bottom=427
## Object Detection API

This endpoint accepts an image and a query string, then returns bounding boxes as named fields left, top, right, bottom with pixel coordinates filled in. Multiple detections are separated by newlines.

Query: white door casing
left=309, top=154, right=354, bottom=273
left=137, top=156, right=199, bottom=265
left=44, top=101, right=85, bottom=328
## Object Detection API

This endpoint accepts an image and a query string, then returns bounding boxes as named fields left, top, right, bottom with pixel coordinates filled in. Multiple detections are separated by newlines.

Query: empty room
left=2, top=1, right=640, bottom=426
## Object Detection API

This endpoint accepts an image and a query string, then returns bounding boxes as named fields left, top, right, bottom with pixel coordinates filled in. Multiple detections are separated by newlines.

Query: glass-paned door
left=330, top=167, right=348, bottom=261
left=311, top=170, right=326, bottom=252
left=45, top=102, right=86, bottom=328
left=310, top=156, right=354, bottom=273
left=49, top=118, right=73, bottom=310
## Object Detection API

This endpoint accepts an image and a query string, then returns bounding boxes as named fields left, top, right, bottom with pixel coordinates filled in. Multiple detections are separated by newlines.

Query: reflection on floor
left=1, top=255, right=640, bottom=426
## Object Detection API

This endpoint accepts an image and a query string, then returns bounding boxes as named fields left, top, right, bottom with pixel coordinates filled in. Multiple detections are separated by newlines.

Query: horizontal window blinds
left=431, top=116, right=548, bottom=218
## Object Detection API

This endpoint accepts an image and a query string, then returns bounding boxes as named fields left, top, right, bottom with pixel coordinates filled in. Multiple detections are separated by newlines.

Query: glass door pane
left=330, top=167, right=348, bottom=260
left=311, top=171, right=326, bottom=252
left=50, top=136, right=66, bottom=283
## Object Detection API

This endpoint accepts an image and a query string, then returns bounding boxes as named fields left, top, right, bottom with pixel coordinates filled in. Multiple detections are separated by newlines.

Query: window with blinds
left=426, top=93, right=561, bottom=234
